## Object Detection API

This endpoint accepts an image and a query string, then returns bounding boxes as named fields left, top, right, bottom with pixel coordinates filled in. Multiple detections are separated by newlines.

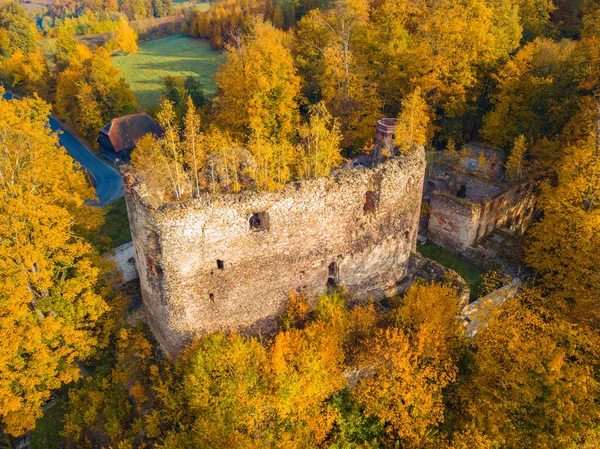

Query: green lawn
left=113, top=34, right=223, bottom=109
left=417, top=242, right=487, bottom=298
left=173, top=0, right=210, bottom=7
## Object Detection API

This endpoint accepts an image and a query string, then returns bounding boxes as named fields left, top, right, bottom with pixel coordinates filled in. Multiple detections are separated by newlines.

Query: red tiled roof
left=100, top=113, right=163, bottom=153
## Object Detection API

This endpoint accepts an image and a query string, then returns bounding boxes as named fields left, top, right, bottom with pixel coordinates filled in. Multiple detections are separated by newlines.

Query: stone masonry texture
left=123, top=146, right=426, bottom=355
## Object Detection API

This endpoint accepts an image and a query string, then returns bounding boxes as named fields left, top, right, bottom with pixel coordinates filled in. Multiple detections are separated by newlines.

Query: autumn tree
left=355, top=283, right=463, bottom=447
left=183, top=98, right=206, bottom=197
left=295, top=0, right=382, bottom=149
left=53, top=36, right=90, bottom=72
left=360, top=0, right=520, bottom=131
left=0, top=1, right=37, bottom=57
left=142, top=333, right=272, bottom=449
left=454, top=290, right=600, bottom=448
left=481, top=38, right=580, bottom=150
left=131, top=100, right=188, bottom=200
left=115, top=16, right=138, bottom=53
left=63, top=325, right=155, bottom=449
left=296, top=101, right=343, bottom=178
left=55, top=46, right=137, bottom=141
left=517, top=0, right=556, bottom=40
left=2, top=48, right=50, bottom=98
left=247, top=135, right=294, bottom=191
left=394, top=88, right=431, bottom=152
left=214, top=20, right=300, bottom=141
left=184, top=0, right=265, bottom=50
left=505, top=135, right=528, bottom=182
left=526, top=106, right=600, bottom=325
left=0, top=95, right=109, bottom=436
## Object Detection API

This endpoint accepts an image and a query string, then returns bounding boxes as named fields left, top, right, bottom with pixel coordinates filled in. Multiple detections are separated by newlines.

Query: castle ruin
left=422, top=144, right=537, bottom=254
left=123, top=146, right=426, bottom=355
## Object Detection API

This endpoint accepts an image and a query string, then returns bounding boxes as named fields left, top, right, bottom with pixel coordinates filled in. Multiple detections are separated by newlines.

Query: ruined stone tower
left=123, top=146, right=426, bottom=355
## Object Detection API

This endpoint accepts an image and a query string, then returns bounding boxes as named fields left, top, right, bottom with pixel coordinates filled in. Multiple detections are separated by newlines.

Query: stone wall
left=473, top=183, right=537, bottom=241
left=105, top=241, right=139, bottom=284
left=428, top=183, right=537, bottom=252
left=123, top=146, right=426, bottom=355
left=428, top=193, right=480, bottom=251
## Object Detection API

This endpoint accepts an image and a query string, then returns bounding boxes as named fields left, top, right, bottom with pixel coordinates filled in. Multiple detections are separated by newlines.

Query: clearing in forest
left=113, top=34, right=223, bottom=109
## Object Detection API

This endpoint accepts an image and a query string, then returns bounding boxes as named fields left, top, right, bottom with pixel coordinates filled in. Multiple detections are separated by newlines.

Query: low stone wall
left=104, top=241, right=139, bottom=284
left=462, top=279, right=521, bottom=337
left=399, top=253, right=470, bottom=306
left=124, top=147, right=426, bottom=355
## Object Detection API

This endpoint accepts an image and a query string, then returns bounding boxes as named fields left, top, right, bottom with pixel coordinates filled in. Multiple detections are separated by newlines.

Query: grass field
left=173, top=0, right=210, bottom=8
left=417, top=242, right=487, bottom=299
left=113, top=34, right=223, bottom=109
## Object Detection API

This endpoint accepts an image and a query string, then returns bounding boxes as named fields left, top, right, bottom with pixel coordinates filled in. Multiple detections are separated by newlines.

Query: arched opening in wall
left=327, top=261, right=339, bottom=289
left=249, top=212, right=269, bottom=232
left=363, top=191, right=378, bottom=215
left=209, top=293, right=215, bottom=304
left=457, top=184, right=467, bottom=198
left=404, top=230, right=410, bottom=242
left=217, top=259, right=224, bottom=270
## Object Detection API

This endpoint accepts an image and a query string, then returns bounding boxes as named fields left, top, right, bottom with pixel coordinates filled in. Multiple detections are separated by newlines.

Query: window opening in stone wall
left=217, top=259, right=224, bottom=270
left=404, top=230, right=410, bottom=242
left=209, top=293, right=215, bottom=304
left=327, top=261, right=339, bottom=288
left=249, top=212, right=269, bottom=231
left=364, top=191, right=377, bottom=214
left=457, top=184, right=467, bottom=198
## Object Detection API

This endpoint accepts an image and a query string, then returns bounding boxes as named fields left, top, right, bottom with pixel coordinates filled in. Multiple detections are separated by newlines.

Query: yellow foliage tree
left=247, top=135, right=294, bottom=191
left=505, top=134, right=527, bottom=182
left=215, top=20, right=300, bottom=141
left=394, top=88, right=431, bottom=152
left=55, top=47, right=137, bottom=141
left=296, top=0, right=382, bottom=149
left=526, top=114, right=600, bottom=324
left=456, top=290, right=600, bottom=448
left=297, top=101, right=343, bottom=178
left=0, top=95, right=109, bottom=436
left=115, top=16, right=138, bottom=53
left=356, top=283, right=463, bottom=447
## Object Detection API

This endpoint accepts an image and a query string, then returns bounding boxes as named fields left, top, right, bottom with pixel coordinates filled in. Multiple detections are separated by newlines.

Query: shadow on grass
left=417, top=241, right=487, bottom=299
left=97, top=196, right=132, bottom=251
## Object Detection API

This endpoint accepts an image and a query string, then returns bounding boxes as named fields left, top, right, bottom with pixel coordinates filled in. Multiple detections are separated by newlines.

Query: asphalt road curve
left=3, top=92, right=124, bottom=206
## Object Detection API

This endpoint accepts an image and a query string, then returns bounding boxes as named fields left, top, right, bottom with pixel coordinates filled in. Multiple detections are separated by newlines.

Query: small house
left=98, top=113, right=163, bottom=164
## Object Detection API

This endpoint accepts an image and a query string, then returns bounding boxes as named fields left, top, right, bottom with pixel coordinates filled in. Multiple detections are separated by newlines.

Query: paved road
left=3, top=92, right=124, bottom=206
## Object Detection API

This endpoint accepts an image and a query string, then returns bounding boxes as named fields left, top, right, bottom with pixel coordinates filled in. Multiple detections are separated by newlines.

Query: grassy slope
left=417, top=242, right=487, bottom=298
left=112, top=34, right=223, bottom=109
left=173, top=0, right=210, bottom=7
